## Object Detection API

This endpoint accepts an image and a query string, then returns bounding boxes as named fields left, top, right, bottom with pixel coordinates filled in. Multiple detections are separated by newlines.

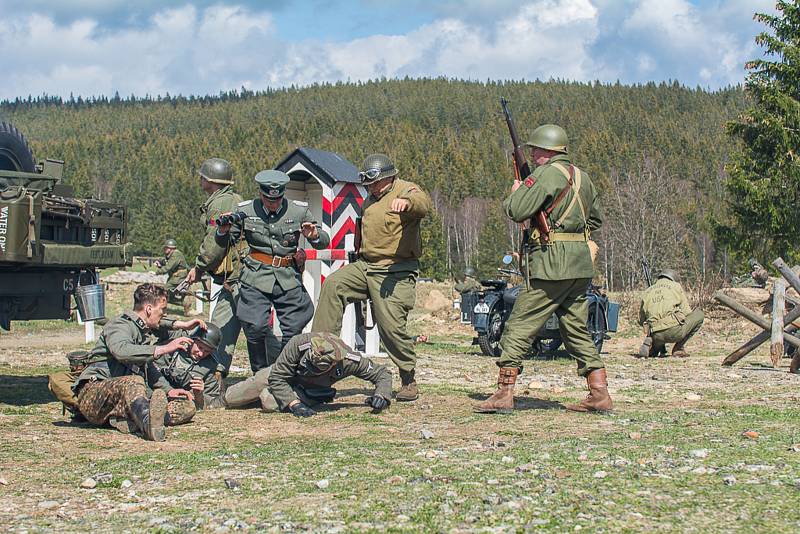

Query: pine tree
left=719, top=1, right=800, bottom=262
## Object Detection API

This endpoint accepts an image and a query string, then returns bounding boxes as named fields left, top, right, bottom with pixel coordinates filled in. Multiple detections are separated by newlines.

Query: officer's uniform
left=216, top=170, right=330, bottom=372
left=639, top=277, right=704, bottom=356
left=73, top=312, right=196, bottom=430
left=312, top=155, right=431, bottom=401
left=216, top=332, right=393, bottom=412
left=475, top=124, right=609, bottom=414
left=193, top=158, right=281, bottom=375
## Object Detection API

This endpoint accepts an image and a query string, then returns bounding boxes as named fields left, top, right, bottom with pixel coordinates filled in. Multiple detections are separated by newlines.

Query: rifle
left=500, top=97, right=551, bottom=244
left=641, top=256, right=653, bottom=287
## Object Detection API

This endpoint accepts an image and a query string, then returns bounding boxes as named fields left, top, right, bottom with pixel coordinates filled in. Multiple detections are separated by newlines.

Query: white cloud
left=0, top=0, right=775, bottom=99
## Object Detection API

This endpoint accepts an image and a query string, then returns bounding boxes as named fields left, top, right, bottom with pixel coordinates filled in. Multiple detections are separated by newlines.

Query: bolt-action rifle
left=641, top=256, right=653, bottom=287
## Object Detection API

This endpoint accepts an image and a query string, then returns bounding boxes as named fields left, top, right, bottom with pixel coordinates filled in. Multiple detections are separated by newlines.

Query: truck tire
left=0, top=122, right=35, bottom=173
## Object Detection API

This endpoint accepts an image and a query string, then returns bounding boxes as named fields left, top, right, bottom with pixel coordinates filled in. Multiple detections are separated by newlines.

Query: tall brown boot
left=473, top=367, right=519, bottom=414
left=566, top=368, right=612, bottom=413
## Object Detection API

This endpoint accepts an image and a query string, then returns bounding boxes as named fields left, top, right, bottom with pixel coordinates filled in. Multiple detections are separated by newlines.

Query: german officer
left=216, top=170, right=330, bottom=372
left=474, top=124, right=609, bottom=414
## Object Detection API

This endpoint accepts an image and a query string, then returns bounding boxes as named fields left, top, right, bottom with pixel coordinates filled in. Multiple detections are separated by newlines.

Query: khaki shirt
left=218, top=198, right=330, bottom=294
left=360, top=178, right=432, bottom=270
left=73, top=312, right=181, bottom=393
left=639, top=278, right=693, bottom=332
left=196, top=185, right=245, bottom=280
left=267, top=332, right=393, bottom=411
left=156, top=249, right=189, bottom=287
left=503, top=154, right=602, bottom=281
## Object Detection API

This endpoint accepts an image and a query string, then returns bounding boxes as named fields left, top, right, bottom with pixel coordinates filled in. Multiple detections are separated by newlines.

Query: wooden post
left=771, top=279, right=786, bottom=367
left=773, top=258, right=800, bottom=294
left=713, top=291, right=800, bottom=348
left=723, top=307, right=800, bottom=366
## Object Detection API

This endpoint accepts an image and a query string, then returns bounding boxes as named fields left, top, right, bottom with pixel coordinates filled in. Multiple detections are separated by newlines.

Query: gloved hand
left=289, top=402, right=316, bottom=418
left=364, top=395, right=390, bottom=412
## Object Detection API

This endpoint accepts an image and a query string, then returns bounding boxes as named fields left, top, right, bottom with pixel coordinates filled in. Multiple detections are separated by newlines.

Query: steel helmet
left=525, top=124, right=569, bottom=153
left=191, top=323, right=222, bottom=352
left=359, top=153, right=398, bottom=185
left=164, top=238, right=178, bottom=249
left=658, top=269, right=680, bottom=283
left=198, top=158, right=233, bottom=184
left=464, top=267, right=477, bottom=277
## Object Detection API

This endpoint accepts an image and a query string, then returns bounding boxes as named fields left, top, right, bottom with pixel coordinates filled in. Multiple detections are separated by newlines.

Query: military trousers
left=651, top=309, right=704, bottom=351
left=222, top=367, right=320, bottom=412
left=498, top=278, right=603, bottom=377
left=76, top=375, right=148, bottom=426
left=312, top=260, right=417, bottom=372
left=237, top=283, right=312, bottom=373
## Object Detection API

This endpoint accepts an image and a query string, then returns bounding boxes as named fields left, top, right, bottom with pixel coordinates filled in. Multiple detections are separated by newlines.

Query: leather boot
left=473, top=367, right=519, bottom=414
left=638, top=337, right=652, bottom=358
left=566, top=368, right=613, bottom=413
left=129, top=389, right=167, bottom=441
left=396, top=369, right=419, bottom=402
left=671, top=337, right=691, bottom=358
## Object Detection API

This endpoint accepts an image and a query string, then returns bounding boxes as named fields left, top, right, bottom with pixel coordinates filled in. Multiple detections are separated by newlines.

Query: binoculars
left=214, top=211, right=247, bottom=226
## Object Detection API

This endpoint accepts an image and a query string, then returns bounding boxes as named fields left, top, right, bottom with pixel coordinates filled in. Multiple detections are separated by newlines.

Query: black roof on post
left=274, top=147, right=360, bottom=188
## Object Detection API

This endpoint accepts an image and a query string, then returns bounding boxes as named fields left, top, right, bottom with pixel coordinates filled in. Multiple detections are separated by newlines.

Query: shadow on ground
left=0, top=374, right=53, bottom=406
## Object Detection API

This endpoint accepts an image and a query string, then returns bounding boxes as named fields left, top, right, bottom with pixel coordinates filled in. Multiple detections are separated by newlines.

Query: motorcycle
left=466, top=255, right=620, bottom=358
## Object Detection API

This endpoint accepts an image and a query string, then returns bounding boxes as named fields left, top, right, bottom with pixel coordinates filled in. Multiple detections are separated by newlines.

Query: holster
left=293, top=249, right=307, bottom=273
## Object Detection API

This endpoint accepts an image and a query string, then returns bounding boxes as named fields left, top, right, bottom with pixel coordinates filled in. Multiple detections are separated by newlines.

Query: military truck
left=0, top=122, right=130, bottom=330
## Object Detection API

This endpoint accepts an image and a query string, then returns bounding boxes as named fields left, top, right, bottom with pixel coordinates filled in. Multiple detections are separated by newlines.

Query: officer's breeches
left=312, top=260, right=418, bottom=372
left=498, top=278, right=603, bottom=377
left=651, top=309, right=705, bottom=348
left=76, top=375, right=147, bottom=426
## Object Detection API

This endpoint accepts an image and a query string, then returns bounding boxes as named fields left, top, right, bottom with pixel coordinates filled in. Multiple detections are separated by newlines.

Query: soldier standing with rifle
left=215, top=170, right=330, bottom=371
left=312, top=154, right=432, bottom=402
left=474, top=100, right=608, bottom=414
left=183, top=158, right=280, bottom=379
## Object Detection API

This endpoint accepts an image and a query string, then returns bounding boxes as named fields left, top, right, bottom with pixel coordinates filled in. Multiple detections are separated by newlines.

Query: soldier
left=638, top=269, right=704, bottom=358
left=154, top=323, right=224, bottom=409
left=215, top=170, right=330, bottom=372
left=474, top=124, right=609, bottom=414
left=312, top=154, right=432, bottom=401
left=208, top=332, right=392, bottom=416
left=72, top=283, right=205, bottom=441
left=182, top=158, right=280, bottom=377
left=454, top=267, right=482, bottom=295
left=154, top=238, right=192, bottom=315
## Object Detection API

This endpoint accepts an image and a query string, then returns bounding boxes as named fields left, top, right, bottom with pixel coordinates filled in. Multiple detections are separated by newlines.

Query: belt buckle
left=271, top=255, right=282, bottom=268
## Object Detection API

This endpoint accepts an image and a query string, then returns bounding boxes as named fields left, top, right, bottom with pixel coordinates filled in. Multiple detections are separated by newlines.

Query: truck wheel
left=0, top=122, right=35, bottom=173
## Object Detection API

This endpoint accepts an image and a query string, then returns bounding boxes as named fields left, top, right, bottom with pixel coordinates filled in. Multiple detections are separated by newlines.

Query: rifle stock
left=500, top=97, right=550, bottom=244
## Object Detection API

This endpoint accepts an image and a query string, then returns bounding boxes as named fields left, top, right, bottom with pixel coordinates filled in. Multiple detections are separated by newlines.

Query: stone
left=501, top=456, right=514, bottom=463
left=0, top=477, right=7, bottom=486
left=689, top=449, right=709, bottom=459
left=527, top=381, right=546, bottom=390
left=38, top=501, right=59, bottom=510
left=94, top=472, right=113, bottom=484
left=386, top=475, right=405, bottom=485
left=723, top=475, right=737, bottom=485
left=516, top=463, right=537, bottom=473
left=742, top=431, right=759, bottom=440
left=121, top=479, right=133, bottom=489
left=316, top=479, right=330, bottom=489
left=685, top=393, right=702, bottom=401
left=487, top=479, right=500, bottom=485
left=629, top=432, right=642, bottom=440
left=420, top=429, right=434, bottom=440
left=80, top=478, right=97, bottom=489
left=593, top=471, right=608, bottom=479
left=224, top=478, right=241, bottom=490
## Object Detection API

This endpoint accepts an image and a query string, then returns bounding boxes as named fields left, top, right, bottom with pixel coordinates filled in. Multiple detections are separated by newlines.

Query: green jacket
left=455, top=276, right=482, bottom=294
left=196, top=185, right=245, bottom=281
left=73, top=312, right=181, bottom=393
left=267, top=332, right=393, bottom=411
left=503, top=154, right=601, bottom=280
left=217, top=198, right=330, bottom=294
left=639, top=278, right=693, bottom=333
left=153, top=350, right=222, bottom=402
left=360, top=178, right=432, bottom=272
left=156, top=249, right=190, bottom=287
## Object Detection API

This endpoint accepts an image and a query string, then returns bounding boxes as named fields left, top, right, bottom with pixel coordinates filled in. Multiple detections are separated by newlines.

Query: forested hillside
left=0, top=79, right=746, bottom=287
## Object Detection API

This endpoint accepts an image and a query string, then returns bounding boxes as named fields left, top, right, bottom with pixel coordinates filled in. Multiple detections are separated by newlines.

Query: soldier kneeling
left=208, top=332, right=393, bottom=416
left=638, top=269, right=704, bottom=358
left=71, top=283, right=207, bottom=441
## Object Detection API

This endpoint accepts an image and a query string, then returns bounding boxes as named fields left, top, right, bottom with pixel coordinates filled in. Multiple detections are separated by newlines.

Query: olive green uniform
left=497, top=154, right=604, bottom=376
left=196, top=185, right=280, bottom=374
left=312, top=179, right=432, bottom=372
left=72, top=312, right=196, bottom=428
left=215, top=197, right=329, bottom=371
left=639, top=278, right=704, bottom=354
left=153, top=349, right=222, bottom=406
left=156, top=249, right=189, bottom=294
left=222, top=332, right=392, bottom=412
left=455, top=275, right=482, bottom=294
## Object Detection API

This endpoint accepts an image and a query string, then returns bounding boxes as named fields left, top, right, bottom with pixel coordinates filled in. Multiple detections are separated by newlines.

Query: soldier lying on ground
left=154, top=322, right=225, bottom=410
left=71, top=283, right=206, bottom=441
left=208, top=332, right=393, bottom=417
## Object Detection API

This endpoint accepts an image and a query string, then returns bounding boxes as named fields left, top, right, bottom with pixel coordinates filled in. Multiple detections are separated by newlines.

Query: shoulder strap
left=549, top=163, right=587, bottom=229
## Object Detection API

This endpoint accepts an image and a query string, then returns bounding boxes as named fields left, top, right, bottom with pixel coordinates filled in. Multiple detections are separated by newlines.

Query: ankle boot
left=396, top=369, right=419, bottom=402
left=473, top=367, right=519, bottom=414
left=638, top=337, right=652, bottom=358
left=130, top=389, right=167, bottom=441
left=566, top=368, right=613, bottom=413
left=671, top=337, right=691, bottom=358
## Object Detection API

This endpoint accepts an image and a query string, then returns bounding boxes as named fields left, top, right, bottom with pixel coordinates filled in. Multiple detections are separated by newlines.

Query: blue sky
left=0, top=0, right=778, bottom=99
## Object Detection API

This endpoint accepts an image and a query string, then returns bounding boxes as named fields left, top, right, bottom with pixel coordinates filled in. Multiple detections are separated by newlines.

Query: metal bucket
left=74, top=284, right=106, bottom=321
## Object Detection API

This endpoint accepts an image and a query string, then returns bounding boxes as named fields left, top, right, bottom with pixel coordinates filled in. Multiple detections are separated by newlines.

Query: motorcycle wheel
left=532, top=337, right=562, bottom=357
left=587, top=304, right=607, bottom=353
left=477, top=310, right=503, bottom=357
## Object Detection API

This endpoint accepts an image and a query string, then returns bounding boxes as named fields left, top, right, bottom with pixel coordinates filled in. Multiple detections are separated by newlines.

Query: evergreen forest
left=0, top=79, right=748, bottom=289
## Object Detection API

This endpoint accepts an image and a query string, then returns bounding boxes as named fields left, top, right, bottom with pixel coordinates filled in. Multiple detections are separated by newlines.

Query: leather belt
left=249, top=250, right=293, bottom=267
